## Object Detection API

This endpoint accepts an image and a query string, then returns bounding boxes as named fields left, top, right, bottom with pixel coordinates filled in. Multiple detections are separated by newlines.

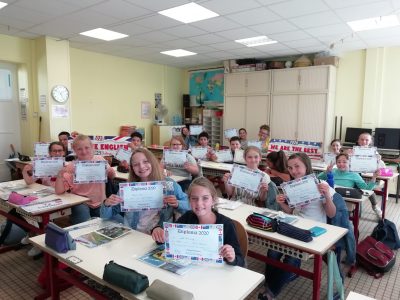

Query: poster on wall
left=39, top=95, right=47, bottom=112
left=52, top=105, right=69, bottom=118
left=268, top=139, right=322, bottom=160
left=189, top=68, right=224, bottom=107
left=141, top=101, right=151, bottom=119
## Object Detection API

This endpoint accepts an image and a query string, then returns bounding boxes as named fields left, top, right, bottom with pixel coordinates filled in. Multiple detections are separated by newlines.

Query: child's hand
left=164, top=195, right=178, bottom=208
left=327, top=162, right=334, bottom=172
left=318, top=183, right=330, bottom=198
left=259, top=182, right=269, bottom=193
left=165, top=169, right=172, bottom=177
left=183, top=162, right=191, bottom=170
left=151, top=227, right=165, bottom=243
left=23, top=164, right=33, bottom=176
left=222, top=172, right=231, bottom=183
left=276, top=194, right=286, bottom=205
left=220, top=244, right=235, bottom=263
left=104, top=194, right=123, bottom=207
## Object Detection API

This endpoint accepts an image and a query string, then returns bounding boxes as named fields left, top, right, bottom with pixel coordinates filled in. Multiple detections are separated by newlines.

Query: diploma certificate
left=349, top=155, right=379, bottom=173
left=323, top=153, right=336, bottom=165
left=224, top=128, right=238, bottom=139
left=163, top=150, right=188, bottom=168
left=352, top=146, right=377, bottom=156
left=247, top=140, right=262, bottom=149
left=164, top=222, right=223, bottom=264
left=34, top=143, right=50, bottom=157
left=191, top=147, right=208, bottom=160
left=119, top=181, right=164, bottom=211
left=233, top=149, right=245, bottom=164
left=189, top=125, right=203, bottom=135
left=228, top=164, right=264, bottom=193
left=115, top=148, right=132, bottom=164
left=74, top=160, right=107, bottom=184
left=33, top=157, right=64, bottom=178
left=281, top=174, right=324, bottom=208
left=215, top=149, right=233, bottom=163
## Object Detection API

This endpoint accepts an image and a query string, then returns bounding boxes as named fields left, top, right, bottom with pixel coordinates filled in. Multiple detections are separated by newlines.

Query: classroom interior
left=1, top=0, right=400, bottom=299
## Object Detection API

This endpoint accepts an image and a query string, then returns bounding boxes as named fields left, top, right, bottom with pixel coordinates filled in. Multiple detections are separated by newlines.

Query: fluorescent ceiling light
left=80, top=28, right=128, bottom=41
left=347, top=15, right=399, bottom=32
left=161, top=49, right=197, bottom=57
left=158, top=2, right=219, bottom=24
left=0, top=2, right=8, bottom=10
left=235, top=36, right=278, bottom=47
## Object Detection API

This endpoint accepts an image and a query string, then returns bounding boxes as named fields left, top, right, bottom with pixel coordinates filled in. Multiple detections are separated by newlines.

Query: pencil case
left=146, top=279, right=194, bottom=300
left=272, top=219, right=313, bottom=243
left=8, top=192, right=37, bottom=205
left=246, top=213, right=273, bottom=231
left=103, top=261, right=149, bottom=294
left=45, top=222, right=76, bottom=253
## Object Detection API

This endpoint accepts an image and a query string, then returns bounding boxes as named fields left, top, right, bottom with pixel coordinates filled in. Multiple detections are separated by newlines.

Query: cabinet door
left=299, top=67, right=329, bottom=91
left=245, top=95, right=270, bottom=140
left=225, top=73, right=246, bottom=96
left=224, top=96, right=246, bottom=135
left=270, top=95, right=298, bottom=140
left=246, top=71, right=270, bottom=95
left=297, top=94, right=326, bottom=142
left=272, top=69, right=299, bottom=93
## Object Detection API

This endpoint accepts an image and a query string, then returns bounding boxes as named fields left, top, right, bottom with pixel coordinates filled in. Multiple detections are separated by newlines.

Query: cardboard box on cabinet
left=314, top=56, right=339, bottom=67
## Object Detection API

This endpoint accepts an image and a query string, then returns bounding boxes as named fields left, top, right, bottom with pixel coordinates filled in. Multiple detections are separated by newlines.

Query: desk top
left=220, top=202, right=347, bottom=255
left=112, top=167, right=188, bottom=183
left=346, top=291, right=376, bottom=300
left=0, top=180, right=88, bottom=215
left=30, top=219, right=264, bottom=300
left=199, top=161, right=233, bottom=172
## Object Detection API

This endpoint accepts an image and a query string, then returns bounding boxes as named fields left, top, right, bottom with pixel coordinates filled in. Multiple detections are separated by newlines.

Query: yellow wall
left=70, top=48, right=184, bottom=143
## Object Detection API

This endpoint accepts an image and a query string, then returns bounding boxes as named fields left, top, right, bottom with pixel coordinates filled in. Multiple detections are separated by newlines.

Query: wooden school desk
left=30, top=219, right=265, bottom=300
left=147, top=145, right=164, bottom=160
left=0, top=180, right=88, bottom=235
left=199, top=161, right=233, bottom=177
left=219, top=202, right=347, bottom=300
left=311, top=161, right=399, bottom=219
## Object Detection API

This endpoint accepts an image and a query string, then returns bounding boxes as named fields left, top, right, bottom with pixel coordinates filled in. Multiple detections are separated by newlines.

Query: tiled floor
left=1, top=197, right=399, bottom=299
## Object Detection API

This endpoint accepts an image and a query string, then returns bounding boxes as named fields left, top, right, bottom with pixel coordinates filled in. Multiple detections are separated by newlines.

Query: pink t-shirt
left=61, top=155, right=115, bottom=208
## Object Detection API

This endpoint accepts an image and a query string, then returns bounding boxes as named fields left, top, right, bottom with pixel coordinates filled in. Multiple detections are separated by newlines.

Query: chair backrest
left=232, top=219, right=248, bottom=257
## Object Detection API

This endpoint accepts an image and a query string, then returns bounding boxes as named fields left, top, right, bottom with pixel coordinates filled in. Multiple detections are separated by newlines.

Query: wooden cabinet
left=151, top=125, right=184, bottom=146
left=272, top=66, right=334, bottom=93
left=225, top=71, right=271, bottom=96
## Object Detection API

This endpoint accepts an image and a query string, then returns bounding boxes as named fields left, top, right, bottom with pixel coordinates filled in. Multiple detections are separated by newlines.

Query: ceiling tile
left=268, top=0, right=330, bottom=18
left=108, top=22, right=153, bottom=36
left=214, top=27, right=260, bottom=40
left=283, top=38, right=323, bottom=48
left=335, top=1, right=395, bottom=21
left=187, top=33, right=228, bottom=45
left=228, top=47, right=263, bottom=56
left=203, top=51, right=235, bottom=59
left=355, top=26, right=400, bottom=39
left=226, top=7, right=280, bottom=26
left=159, top=38, right=200, bottom=48
left=305, top=23, right=353, bottom=38
left=269, top=30, right=311, bottom=42
left=267, top=49, right=302, bottom=56
left=124, top=0, right=190, bottom=12
left=250, top=20, right=298, bottom=35
left=14, top=0, right=80, bottom=17
left=209, top=41, right=245, bottom=51
left=0, top=15, right=36, bottom=30
left=201, top=0, right=262, bottom=15
left=60, top=0, right=107, bottom=8
left=90, top=0, right=152, bottom=20
left=129, top=14, right=182, bottom=30
left=289, top=11, right=342, bottom=28
left=324, top=0, right=387, bottom=9
left=0, top=5, right=52, bottom=23
left=185, top=45, right=219, bottom=53
left=296, top=45, right=326, bottom=53
left=134, top=31, right=177, bottom=42
left=162, top=25, right=207, bottom=38
left=191, top=16, right=241, bottom=32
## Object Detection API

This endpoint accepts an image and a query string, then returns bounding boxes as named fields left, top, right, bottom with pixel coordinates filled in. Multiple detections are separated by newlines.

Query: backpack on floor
left=356, top=236, right=395, bottom=279
left=371, top=218, right=400, bottom=250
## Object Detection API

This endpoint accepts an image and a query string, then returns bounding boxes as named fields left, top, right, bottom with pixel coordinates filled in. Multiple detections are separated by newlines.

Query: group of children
left=3, top=126, right=387, bottom=299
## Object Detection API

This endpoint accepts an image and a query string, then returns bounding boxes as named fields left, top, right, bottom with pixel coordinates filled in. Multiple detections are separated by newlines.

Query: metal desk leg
left=353, top=203, right=360, bottom=244
left=396, top=163, right=400, bottom=204
left=49, top=254, right=61, bottom=300
left=313, top=254, right=322, bottom=300
left=381, top=179, right=389, bottom=220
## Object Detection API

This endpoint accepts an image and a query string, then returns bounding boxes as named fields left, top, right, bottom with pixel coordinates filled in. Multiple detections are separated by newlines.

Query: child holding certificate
left=101, top=148, right=189, bottom=234
left=197, top=131, right=217, bottom=161
left=239, top=128, right=248, bottom=148
left=181, top=126, right=197, bottom=148
left=265, top=150, right=290, bottom=186
left=259, top=153, right=336, bottom=300
left=118, top=131, right=143, bottom=171
left=151, top=177, right=244, bottom=267
left=55, top=135, right=116, bottom=224
left=162, top=136, right=199, bottom=192
left=223, top=146, right=278, bottom=209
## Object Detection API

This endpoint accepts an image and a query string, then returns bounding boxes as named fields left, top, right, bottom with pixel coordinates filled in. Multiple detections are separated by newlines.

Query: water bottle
left=327, top=171, right=334, bottom=188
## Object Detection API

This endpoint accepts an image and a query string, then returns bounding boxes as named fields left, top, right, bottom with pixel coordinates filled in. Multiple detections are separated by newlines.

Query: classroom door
left=0, top=62, right=21, bottom=182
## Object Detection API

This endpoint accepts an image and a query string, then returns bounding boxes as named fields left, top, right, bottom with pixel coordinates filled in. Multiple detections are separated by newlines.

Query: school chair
left=232, top=219, right=248, bottom=258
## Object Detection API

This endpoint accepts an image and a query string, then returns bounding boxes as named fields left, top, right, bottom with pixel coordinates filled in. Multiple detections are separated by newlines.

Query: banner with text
left=268, top=139, right=322, bottom=160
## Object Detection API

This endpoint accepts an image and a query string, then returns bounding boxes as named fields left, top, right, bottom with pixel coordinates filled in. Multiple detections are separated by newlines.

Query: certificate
left=191, top=147, right=208, bottom=160
left=115, top=148, right=132, bottom=164
left=189, top=125, right=203, bottom=135
left=163, top=150, right=188, bottom=168
left=233, top=149, right=245, bottom=164
left=74, top=160, right=107, bottom=184
left=281, top=174, right=324, bottom=208
left=224, top=128, right=238, bottom=139
left=247, top=140, right=262, bottom=149
left=215, top=149, right=233, bottom=162
left=352, top=146, right=377, bottom=156
left=228, top=164, right=264, bottom=193
left=349, top=155, right=379, bottom=173
left=33, top=157, right=64, bottom=178
left=34, top=143, right=50, bottom=157
left=323, top=152, right=336, bottom=165
left=164, top=222, right=223, bottom=264
left=119, top=181, right=164, bottom=211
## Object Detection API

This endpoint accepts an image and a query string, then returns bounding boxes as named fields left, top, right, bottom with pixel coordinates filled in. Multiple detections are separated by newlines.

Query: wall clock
left=51, top=85, right=69, bottom=103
